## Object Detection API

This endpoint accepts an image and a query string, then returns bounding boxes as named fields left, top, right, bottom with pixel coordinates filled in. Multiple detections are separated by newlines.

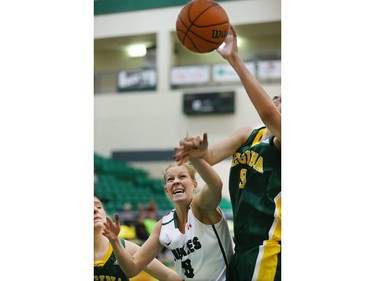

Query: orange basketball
left=176, top=0, right=230, bottom=53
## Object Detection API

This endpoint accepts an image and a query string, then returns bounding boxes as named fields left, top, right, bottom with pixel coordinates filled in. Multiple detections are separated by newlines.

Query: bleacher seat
left=95, top=153, right=172, bottom=216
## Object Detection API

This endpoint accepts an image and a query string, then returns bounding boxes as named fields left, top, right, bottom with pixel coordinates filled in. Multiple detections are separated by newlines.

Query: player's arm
left=190, top=157, right=223, bottom=224
left=126, top=237, right=182, bottom=281
left=175, top=127, right=253, bottom=165
left=103, top=215, right=165, bottom=278
left=133, top=222, right=182, bottom=281
left=217, top=26, right=281, bottom=141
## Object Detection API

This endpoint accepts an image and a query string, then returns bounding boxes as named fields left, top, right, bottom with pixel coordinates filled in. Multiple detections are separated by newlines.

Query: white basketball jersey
left=159, top=206, right=234, bottom=281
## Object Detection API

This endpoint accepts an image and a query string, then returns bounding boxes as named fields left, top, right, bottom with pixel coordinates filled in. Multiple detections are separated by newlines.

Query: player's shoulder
left=161, top=209, right=175, bottom=224
left=236, top=126, right=254, bottom=135
left=232, top=126, right=255, bottom=141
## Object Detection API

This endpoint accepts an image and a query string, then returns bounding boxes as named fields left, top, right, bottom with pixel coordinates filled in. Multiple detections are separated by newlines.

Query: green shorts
left=227, top=241, right=281, bottom=281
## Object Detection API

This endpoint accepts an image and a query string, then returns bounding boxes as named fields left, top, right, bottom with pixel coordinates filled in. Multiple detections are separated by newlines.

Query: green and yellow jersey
left=227, top=127, right=281, bottom=281
left=94, top=238, right=129, bottom=281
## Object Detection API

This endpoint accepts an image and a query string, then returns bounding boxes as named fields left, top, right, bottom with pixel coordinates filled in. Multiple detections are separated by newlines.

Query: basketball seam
left=189, top=3, right=228, bottom=28
left=185, top=35, right=201, bottom=53
left=178, top=2, right=193, bottom=45
left=188, top=3, right=219, bottom=26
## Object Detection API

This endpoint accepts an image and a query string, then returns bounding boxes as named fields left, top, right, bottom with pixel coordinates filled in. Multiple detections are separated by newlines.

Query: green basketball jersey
left=94, top=238, right=129, bottom=281
left=228, top=127, right=281, bottom=248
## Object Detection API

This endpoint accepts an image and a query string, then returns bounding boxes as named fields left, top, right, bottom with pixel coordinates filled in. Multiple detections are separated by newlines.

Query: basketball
left=176, top=0, right=230, bottom=53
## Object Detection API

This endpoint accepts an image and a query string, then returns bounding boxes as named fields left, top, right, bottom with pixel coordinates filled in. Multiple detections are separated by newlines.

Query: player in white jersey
left=102, top=142, right=234, bottom=280
left=159, top=204, right=233, bottom=280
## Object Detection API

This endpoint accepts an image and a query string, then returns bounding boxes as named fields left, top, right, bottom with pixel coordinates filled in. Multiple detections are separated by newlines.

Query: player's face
left=164, top=165, right=196, bottom=203
left=94, top=197, right=107, bottom=228
left=273, top=95, right=281, bottom=112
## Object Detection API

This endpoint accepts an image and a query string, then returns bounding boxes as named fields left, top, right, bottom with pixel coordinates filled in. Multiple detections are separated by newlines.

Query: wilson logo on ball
left=212, top=30, right=228, bottom=39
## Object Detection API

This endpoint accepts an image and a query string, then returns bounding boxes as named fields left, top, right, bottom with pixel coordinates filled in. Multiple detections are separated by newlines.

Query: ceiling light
left=218, top=36, right=243, bottom=50
left=237, top=36, right=243, bottom=48
left=126, top=44, right=147, bottom=58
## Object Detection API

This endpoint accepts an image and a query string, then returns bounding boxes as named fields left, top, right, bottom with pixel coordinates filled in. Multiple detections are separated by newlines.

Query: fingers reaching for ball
left=174, top=133, right=209, bottom=164
left=102, top=215, right=121, bottom=241
left=216, top=25, right=238, bottom=59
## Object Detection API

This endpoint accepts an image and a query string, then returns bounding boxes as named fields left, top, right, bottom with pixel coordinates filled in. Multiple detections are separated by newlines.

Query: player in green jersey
left=175, top=25, right=281, bottom=281
left=94, top=196, right=182, bottom=281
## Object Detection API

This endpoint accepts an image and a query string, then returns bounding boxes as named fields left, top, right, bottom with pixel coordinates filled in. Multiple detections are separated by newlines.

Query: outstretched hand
left=174, top=133, right=208, bottom=165
left=102, top=214, right=121, bottom=242
left=216, top=25, right=238, bottom=61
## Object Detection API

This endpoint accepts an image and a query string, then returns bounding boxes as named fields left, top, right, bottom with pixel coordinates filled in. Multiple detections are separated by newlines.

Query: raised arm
left=217, top=26, right=281, bottom=141
left=103, top=215, right=171, bottom=279
left=190, top=156, right=222, bottom=223
left=175, top=128, right=253, bottom=166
